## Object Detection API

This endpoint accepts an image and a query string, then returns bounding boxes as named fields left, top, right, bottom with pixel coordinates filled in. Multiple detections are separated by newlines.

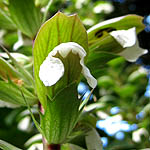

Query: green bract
left=33, top=12, right=88, bottom=109
left=87, top=15, right=146, bottom=77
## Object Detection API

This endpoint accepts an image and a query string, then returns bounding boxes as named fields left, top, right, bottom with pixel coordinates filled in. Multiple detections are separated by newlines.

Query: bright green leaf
left=8, top=0, right=42, bottom=38
left=33, top=12, right=88, bottom=109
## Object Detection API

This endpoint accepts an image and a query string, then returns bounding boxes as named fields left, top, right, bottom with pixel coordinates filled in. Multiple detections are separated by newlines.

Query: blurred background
left=0, top=0, right=150, bottom=149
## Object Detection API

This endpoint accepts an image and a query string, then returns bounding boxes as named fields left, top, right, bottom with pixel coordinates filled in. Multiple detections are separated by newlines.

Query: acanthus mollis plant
left=33, top=12, right=147, bottom=149
left=33, top=12, right=97, bottom=149
left=0, top=2, right=148, bottom=149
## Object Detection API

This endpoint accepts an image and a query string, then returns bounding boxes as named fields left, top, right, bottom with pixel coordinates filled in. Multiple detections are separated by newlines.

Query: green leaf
left=88, top=14, right=144, bottom=44
left=0, top=139, right=22, bottom=150
left=40, top=83, right=81, bottom=144
left=20, top=89, right=44, bottom=134
left=35, top=0, right=49, bottom=6
left=79, top=89, right=94, bottom=111
left=33, top=12, right=88, bottom=109
left=0, top=44, right=34, bottom=86
left=85, top=127, right=103, bottom=150
left=8, top=0, right=42, bottom=38
left=0, top=56, right=20, bottom=80
left=0, top=81, right=37, bottom=106
left=62, top=143, right=85, bottom=150
left=0, top=8, right=16, bottom=29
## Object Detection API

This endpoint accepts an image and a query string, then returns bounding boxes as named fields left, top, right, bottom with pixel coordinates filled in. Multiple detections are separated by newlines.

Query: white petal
left=39, top=42, right=97, bottom=88
left=110, top=27, right=148, bottom=62
left=119, top=41, right=148, bottom=62
left=39, top=56, right=64, bottom=86
left=13, top=31, right=24, bottom=51
left=51, top=42, right=97, bottom=88
left=110, top=27, right=136, bottom=48
left=50, top=42, right=86, bottom=58
left=81, top=64, right=97, bottom=88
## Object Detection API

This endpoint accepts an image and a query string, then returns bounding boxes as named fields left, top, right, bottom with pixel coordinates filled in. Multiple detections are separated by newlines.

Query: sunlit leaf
left=8, top=0, right=42, bottom=38
left=33, top=12, right=88, bottom=109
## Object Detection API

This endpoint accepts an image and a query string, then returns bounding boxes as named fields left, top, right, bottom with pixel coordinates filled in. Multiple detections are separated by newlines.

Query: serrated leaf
left=8, top=0, right=42, bottom=38
left=33, top=12, right=88, bottom=109
left=0, top=139, right=22, bottom=150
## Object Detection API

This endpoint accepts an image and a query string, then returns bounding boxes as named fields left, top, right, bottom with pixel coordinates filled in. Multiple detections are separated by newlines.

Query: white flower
left=39, top=42, right=97, bottom=88
left=110, top=27, right=148, bottom=62
left=93, top=2, right=114, bottom=14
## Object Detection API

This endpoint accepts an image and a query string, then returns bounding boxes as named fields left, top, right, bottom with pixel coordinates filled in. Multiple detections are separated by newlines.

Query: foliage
left=0, top=0, right=150, bottom=150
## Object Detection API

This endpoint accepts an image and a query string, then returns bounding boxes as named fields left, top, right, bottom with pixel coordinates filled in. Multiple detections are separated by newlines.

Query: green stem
left=42, top=0, right=53, bottom=23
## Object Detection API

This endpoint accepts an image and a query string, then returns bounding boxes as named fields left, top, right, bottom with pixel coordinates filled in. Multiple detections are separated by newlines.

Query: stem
left=43, top=138, right=61, bottom=150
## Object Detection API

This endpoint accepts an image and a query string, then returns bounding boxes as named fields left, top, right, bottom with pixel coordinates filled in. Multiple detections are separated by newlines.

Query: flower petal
left=49, top=42, right=86, bottom=58
left=39, top=42, right=97, bottom=88
left=119, top=41, right=148, bottom=62
left=82, top=65, right=97, bottom=88
left=110, top=27, right=148, bottom=62
left=51, top=42, right=97, bottom=88
left=110, top=27, right=136, bottom=48
left=39, top=56, right=64, bottom=86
